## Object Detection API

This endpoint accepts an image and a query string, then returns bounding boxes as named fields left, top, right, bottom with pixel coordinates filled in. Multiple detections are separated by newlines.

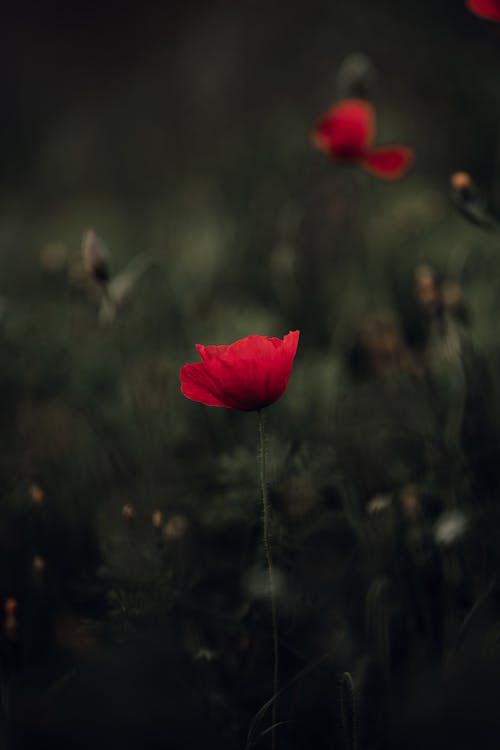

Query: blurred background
left=1, top=0, right=500, bottom=748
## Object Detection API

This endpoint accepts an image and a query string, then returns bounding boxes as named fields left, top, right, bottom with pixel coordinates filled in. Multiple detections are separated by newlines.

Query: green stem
left=258, top=410, right=279, bottom=750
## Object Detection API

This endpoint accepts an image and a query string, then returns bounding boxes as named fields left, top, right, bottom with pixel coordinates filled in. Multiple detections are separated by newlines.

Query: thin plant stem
left=258, top=409, right=279, bottom=750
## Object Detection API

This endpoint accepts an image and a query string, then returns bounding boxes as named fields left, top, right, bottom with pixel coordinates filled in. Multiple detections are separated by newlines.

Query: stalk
left=258, top=410, right=279, bottom=750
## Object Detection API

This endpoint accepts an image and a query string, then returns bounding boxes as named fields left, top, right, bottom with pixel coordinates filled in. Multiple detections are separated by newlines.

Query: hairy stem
left=258, top=410, right=279, bottom=750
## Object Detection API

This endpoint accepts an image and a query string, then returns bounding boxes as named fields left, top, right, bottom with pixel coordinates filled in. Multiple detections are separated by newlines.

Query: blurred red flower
left=466, top=0, right=500, bottom=20
left=312, top=98, right=414, bottom=180
left=180, top=331, right=300, bottom=411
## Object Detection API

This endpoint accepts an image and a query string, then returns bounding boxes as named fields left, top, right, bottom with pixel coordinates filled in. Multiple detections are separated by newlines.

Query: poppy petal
left=181, top=332, right=300, bottom=411
left=206, top=335, right=294, bottom=411
left=196, top=344, right=229, bottom=362
left=312, top=99, right=375, bottom=159
left=466, top=0, right=500, bottom=21
left=180, top=363, right=229, bottom=407
left=362, top=146, right=414, bottom=180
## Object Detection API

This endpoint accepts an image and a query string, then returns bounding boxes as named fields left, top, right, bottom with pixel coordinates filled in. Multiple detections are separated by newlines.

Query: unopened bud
left=415, top=264, right=440, bottom=308
left=122, top=504, right=135, bottom=522
left=450, top=171, right=472, bottom=194
left=30, top=482, right=45, bottom=505
left=82, top=229, right=110, bottom=283
left=152, top=510, right=163, bottom=529
left=450, top=171, right=496, bottom=229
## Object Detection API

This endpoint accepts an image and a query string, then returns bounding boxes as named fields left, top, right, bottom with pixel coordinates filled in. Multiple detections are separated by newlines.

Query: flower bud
left=151, top=510, right=163, bottom=529
left=122, top=504, right=135, bottom=522
left=82, top=229, right=110, bottom=283
left=450, top=171, right=496, bottom=229
left=450, top=171, right=473, bottom=195
left=415, top=264, right=440, bottom=308
left=30, top=482, right=45, bottom=505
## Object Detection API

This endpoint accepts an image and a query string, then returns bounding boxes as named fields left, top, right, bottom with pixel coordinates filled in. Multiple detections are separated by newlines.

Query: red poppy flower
left=466, top=0, right=500, bottom=20
left=312, top=98, right=414, bottom=180
left=180, top=331, right=300, bottom=411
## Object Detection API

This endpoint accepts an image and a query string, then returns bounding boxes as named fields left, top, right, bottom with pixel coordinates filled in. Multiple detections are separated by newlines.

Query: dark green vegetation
left=1, top=1, right=500, bottom=748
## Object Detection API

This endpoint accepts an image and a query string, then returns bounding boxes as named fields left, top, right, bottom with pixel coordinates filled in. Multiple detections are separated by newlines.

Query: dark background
left=1, top=2, right=500, bottom=749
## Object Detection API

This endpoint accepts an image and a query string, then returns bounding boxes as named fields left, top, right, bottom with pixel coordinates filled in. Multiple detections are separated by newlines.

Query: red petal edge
left=466, top=0, right=500, bottom=21
left=180, top=363, right=228, bottom=407
left=362, top=146, right=414, bottom=180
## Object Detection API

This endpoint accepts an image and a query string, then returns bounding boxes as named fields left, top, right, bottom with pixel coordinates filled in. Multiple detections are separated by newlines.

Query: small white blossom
left=434, top=509, right=467, bottom=546
left=366, top=494, right=393, bottom=515
left=194, top=648, right=217, bottom=662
